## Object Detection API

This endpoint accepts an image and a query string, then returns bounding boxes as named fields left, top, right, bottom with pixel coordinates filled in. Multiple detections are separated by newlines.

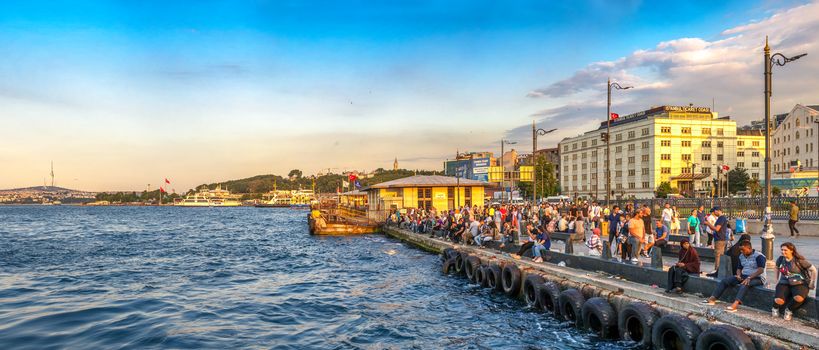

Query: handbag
left=787, top=274, right=805, bottom=286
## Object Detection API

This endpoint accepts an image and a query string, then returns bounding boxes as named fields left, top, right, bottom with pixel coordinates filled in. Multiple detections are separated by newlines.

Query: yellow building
left=366, top=175, right=487, bottom=213
left=559, top=105, right=766, bottom=199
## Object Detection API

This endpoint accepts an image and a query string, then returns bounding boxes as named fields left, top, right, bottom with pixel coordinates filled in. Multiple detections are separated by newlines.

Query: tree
left=288, top=169, right=303, bottom=179
left=655, top=181, right=673, bottom=198
left=772, top=186, right=782, bottom=196
left=726, top=168, right=750, bottom=195
left=747, top=178, right=761, bottom=196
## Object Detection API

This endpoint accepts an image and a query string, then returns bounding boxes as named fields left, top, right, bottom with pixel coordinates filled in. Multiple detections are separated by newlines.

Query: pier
left=383, top=226, right=819, bottom=349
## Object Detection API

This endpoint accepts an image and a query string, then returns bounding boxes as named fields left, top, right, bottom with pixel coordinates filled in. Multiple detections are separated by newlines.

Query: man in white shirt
left=661, top=203, right=674, bottom=232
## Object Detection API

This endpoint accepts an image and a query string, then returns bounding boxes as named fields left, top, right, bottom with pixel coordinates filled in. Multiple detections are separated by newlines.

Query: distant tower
left=393, top=157, right=398, bottom=171
left=50, top=161, right=54, bottom=188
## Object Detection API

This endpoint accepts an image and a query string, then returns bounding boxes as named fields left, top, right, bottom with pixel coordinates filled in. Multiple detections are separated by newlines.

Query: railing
left=597, top=196, right=818, bottom=220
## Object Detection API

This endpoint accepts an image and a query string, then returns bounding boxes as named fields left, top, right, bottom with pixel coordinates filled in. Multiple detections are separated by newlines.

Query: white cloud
left=523, top=1, right=819, bottom=143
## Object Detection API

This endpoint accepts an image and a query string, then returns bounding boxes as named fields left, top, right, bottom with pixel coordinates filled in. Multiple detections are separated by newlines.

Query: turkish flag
left=165, top=178, right=171, bottom=184
left=722, top=165, right=730, bottom=172
left=160, top=187, right=167, bottom=193
left=348, top=173, right=357, bottom=182
left=610, top=113, right=619, bottom=120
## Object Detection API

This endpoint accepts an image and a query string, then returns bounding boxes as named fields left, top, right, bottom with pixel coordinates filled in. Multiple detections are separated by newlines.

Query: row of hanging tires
left=441, top=248, right=757, bottom=350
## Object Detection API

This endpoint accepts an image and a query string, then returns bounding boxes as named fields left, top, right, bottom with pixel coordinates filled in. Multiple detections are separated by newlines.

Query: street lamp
left=532, top=121, right=557, bottom=204
left=606, top=78, right=632, bottom=206
left=762, top=36, right=807, bottom=262
left=501, top=139, right=517, bottom=203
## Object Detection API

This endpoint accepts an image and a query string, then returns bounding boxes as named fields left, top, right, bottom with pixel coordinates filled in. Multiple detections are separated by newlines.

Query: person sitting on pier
left=464, top=217, right=481, bottom=246
left=652, top=219, right=669, bottom=250
left=532, top=226, right=550, bottom=263
left=703, top=240, right=766, bottom=312
left=500, top=222, right=514, bottom=249
left=558, top=215, right=569, bottom=232
left=665, top=238, right=700, bottom=294
left=585, top=228, right=602, bottom=256
left=510, top=222, right=539, bottom=259
left=773, top=242, right=816, bottom=320
left=448, top=217, right=465, bottom=243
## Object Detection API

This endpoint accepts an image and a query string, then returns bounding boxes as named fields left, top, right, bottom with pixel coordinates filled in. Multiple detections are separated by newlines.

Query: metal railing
left=599, top=197, right=818, bottom=220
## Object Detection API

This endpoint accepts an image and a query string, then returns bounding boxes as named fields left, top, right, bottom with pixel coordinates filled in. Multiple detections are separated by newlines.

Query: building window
left=591, top=150, right=598, bottom=156
left=717, top=141, right=723, bottom=148
left=682, top=140, right=691, bottom=147
left=752, top=173, right=759, bottom=179
left=417, top=188, right=432, bottom=209
left=616, top=146, right=622, bottom=152
left=628, top=182, right=636, bottom=189
left=661, top=126, right=671, bottom=134
left=628, top=144, right=635, bottom=151
left=581, top=163, right=587, bottom=170
left=681, top=127, right=691, bottom=134
left=564, top=155, right=568, bottom=161
left=703, top=167, right=711, bottom=174
left=642, top=128, right=649, bottom=136
left=752, top=141, right=760, bottom=147
left=616, top=133, right=622, bottom=141
left=717, top=154, right=724, bottom=161
left=572, top=164, right=577, bottom=170
left=642, top=141, right=649, bottom=148
left=572, top=175, right=577, bottom=181
left=681, top=167, right=691, bottom=174
left=737, top=140, right=745, bottom=146
left=661, top=154, right=671, bottom=160
left=582, top=152, right=587, bottom=159
left=582, top=174, right=587, bottom=180
left=572, top=154, right=578, bottom=160
left=661, top=140, right=671, bottom=147
left=642, top=182, right=650, bottom=189
left=752, top=151, right=760, bottom=157
left=564, top=165, right=568, bottom=171
left=737, top=162, right=745, bottom=168
left=702, top=141, right=711, bottom=147
left=581, top=141, right=587, bottom=148
left=642, top=168, right=649, bottom=175
left=464, top=187, right=472, bottom=207
left=717, top=128, right=724, bottom=136
left=702, top=128, right=711, bottom=135
left=628, top=131, right=635, bottom=139
left=628, top=169, right=636, bottom=176
left=682, top=154, right=691, bottom=161
left=616, top=171, right=622, bottom=177
left=737, top=151, right=745, bottom=157
left=591, top=162, right=597, bottom=168
left=642, top=155, right=649, bottom=162
left=702, top=154, right=711, bottom=161
left=661, top=167, right=671, bottom=174
left=616, top=183, right=623, bottom=190
left=564, top=145, right=569, bottom=152
left=615, top=158, right=622, bottom=165
left=796, top=146, right=800, bottom=154
left=628, top=156, right=635, bottom=164
left=752, top=162, right=759, bottom=168
left=572, top=143, right=577, bottom=150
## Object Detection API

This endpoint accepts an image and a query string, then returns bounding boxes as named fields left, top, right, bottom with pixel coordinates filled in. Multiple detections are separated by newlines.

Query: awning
left=670, top=173, right=710, bottom=180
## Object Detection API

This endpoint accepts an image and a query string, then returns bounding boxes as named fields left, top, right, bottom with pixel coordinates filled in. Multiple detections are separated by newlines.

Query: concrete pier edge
left=383, top=226, right=819, bottom=349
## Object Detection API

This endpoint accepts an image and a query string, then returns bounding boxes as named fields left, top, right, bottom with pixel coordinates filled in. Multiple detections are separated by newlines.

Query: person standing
left=704, top=207, right=729, bottom=278
left=687, top=209, right=701, bottom=247
left=661, top=203, right=674, bottom=232
left=789, top=202, right=800, bottom=238
left=628, top=210, right=645, bottom=263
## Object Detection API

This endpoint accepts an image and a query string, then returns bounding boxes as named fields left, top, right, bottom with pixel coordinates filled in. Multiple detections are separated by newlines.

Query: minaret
left=393, top=157, right=398, bottom=171
left=50, top=161, right=54, bottom=188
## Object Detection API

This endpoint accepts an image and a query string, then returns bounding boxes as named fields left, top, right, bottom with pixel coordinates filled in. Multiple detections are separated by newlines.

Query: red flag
left=160, top=187, right=166, bottom=193
left=348, top=173, right=357, bottom=182
left=721, top=165, right=730, bottom=172
left=610, top=112, right=619, bottom=120
left=165, top=178, right=170, bottom=184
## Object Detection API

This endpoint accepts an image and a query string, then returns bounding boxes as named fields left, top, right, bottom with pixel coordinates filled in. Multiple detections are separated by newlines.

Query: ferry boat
left=175, top=185, right=242, bottom=207
left=255, top=189, right=316, bottom=208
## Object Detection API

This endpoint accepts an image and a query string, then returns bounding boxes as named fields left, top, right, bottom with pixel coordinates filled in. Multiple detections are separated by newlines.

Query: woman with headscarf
left=665, top=238, right=700, bottom=294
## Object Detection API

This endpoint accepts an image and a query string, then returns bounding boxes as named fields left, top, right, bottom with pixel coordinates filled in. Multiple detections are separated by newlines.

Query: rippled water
left=0, top=206, right=635, bottom=349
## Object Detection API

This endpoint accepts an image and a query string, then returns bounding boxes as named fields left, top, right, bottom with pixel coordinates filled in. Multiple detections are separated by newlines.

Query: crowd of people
left=384, top=198, right=815, bottom=320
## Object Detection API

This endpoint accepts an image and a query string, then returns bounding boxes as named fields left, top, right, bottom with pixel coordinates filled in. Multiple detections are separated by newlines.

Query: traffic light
left=600, top=132, right=609, bottom=142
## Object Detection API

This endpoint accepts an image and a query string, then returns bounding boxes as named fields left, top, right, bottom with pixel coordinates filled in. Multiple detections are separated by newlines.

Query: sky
left=1, top=0, right=818, bottom=191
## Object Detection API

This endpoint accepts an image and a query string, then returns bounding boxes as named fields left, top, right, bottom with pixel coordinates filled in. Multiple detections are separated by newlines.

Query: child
left=586, top=228, right=603, bottom=256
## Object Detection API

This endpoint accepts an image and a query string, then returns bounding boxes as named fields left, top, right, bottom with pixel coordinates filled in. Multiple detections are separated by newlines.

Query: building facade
left=559, top=105, right=765, bottom=199
left=771, top=104, right=819, bottom=194
left=366, top=175, right=487, bottom=212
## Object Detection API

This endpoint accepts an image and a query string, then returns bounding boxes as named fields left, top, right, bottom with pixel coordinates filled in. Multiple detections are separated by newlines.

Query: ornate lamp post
left=762, top=36, right=806, bottom=262
left=605, top=79, right=632, bottom=206
left=532, top=121, right=557, bottom=204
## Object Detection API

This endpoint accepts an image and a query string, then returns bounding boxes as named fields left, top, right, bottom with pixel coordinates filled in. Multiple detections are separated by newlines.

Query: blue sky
left=1, top=0, right=815, bottom=190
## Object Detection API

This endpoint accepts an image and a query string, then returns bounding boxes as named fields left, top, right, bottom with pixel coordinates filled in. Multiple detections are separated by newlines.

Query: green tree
left=726, top=168, right=750, bottom=195
left=288, top=169, right=303, bottom=178
left=655, top=181, right=673, bottom=198
left=747, top=178, right=761, bottom=196
left=772, top=186, right=782, bottom=196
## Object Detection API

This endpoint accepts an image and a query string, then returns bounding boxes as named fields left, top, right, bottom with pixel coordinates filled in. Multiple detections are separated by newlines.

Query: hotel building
left=770, top=104, right=819, bottom=194
left=559, top=106, right=765, bottom=199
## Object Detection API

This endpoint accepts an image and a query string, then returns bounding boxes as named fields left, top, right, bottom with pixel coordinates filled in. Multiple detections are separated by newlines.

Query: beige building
left=771, top=104, right=819, bottom=194
left=559, top=105, right=766, bottom=199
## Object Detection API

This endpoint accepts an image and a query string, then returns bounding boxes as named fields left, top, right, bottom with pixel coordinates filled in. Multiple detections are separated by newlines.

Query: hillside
left=196, top=168, right=443, bottom=196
